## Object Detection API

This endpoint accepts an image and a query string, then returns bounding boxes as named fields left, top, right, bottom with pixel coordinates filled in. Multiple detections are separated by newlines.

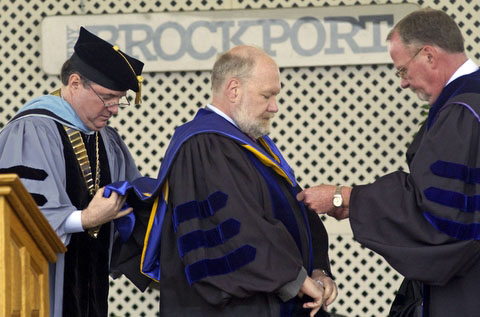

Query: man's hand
left=297, top=184, right=351, bottom=220
left=81, top=187, right=133, bottom=229
left=311, top=269, right=338, bottom=310
left=299, top=276, right=325, bottom=317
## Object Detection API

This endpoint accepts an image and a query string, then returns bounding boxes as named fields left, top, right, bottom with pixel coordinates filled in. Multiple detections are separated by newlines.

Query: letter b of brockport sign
left=41, top=4, right=418, bottom=74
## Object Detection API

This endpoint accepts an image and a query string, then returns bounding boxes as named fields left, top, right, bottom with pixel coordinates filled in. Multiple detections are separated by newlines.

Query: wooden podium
left=0, top=174, right=66, bottom=317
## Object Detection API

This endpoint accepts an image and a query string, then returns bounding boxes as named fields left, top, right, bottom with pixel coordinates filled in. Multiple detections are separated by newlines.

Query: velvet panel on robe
left=57, top=122, right=112, bottom=317
left=158, top=133, right=330, bottom=316
left=109, top=108, right=332, bottom=316
left=350, top=80, right=480, bottom=316
left=0, top=114, right=141, bottom=317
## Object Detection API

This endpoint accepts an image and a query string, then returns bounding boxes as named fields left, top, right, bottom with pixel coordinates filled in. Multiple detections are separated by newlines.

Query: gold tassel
left=135, top=75, right=143, bottom=105
left=112, top=45, right=143, bottom=105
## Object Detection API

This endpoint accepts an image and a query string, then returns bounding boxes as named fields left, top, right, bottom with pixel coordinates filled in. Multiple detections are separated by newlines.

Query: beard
left=232, top=100, right=274, bottom=139
left=412, top=88, right=431, bottom=102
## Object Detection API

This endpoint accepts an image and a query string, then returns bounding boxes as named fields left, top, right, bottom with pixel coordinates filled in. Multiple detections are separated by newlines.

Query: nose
left=400, top=78, right=410, bottom=89
left=268, top=99, right=279, bottom=113
left=106, top=104, right=119, bottom=115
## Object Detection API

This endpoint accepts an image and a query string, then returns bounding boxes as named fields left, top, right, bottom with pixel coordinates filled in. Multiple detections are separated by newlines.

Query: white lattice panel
left=1, top=0, right=479, bottom=316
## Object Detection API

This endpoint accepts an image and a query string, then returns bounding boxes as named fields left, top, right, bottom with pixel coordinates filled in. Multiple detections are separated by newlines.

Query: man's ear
left=423, top=45, right=438, bottom=68
left=225, top=78, right=241, bottom=102
left=68, top=73, right=83, bottom=90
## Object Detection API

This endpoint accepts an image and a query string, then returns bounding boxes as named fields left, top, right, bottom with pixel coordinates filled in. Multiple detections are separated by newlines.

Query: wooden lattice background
left=1, top=0, right=478, bottom=316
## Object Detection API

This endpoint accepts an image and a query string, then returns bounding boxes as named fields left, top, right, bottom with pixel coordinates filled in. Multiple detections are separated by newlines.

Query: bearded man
left=113, top=45, right=337, bottom=316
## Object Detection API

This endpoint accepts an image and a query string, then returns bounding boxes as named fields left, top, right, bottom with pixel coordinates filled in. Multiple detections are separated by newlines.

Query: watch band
left=333, top=185, right=343, bottom=208
left=334, top=185, right=342, bottom=196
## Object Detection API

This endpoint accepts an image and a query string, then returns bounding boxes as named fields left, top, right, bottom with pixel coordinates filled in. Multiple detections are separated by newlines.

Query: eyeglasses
left=395, top=47, right=424, bottom=79
left=88, top=84, right=131, bottom=108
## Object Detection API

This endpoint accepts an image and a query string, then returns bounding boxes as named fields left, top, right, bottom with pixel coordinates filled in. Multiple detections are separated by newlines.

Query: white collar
left=205, top=104, right=238, bottom=128
left=446, top=58, right=479, bottom=86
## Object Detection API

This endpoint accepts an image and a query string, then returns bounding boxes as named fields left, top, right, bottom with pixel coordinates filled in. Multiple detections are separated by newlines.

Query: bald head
left=209, top=45, right=280, bottom=139
left=211, top=45, right=276, bottom=94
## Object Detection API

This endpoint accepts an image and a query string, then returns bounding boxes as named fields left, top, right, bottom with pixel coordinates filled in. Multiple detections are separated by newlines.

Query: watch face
left=333, top=197, right=341, bottom=207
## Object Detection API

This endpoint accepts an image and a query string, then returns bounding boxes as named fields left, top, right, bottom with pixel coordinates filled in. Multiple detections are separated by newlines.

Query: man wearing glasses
left=0, top=27, right=144, bottom=316
left=297, top=8, right=480, bottom=317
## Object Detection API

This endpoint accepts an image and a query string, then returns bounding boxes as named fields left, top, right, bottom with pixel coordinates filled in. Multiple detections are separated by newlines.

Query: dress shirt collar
left=446, top=58, right=479, bottom=86
left=205, top=104, right=238, bottom=128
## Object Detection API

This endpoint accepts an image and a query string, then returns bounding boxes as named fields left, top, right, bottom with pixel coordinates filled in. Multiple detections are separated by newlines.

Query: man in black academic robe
left=298, top=8, right=480, bottom=317
left=113, top=45, right=337, bottom=316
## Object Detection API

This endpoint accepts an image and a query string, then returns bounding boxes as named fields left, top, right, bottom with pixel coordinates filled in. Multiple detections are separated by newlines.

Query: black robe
left=115, top=109, right=332, bottom=316
left=350, top=70, right=480, bottom=316
left=158, top=133, right=330, bottom=316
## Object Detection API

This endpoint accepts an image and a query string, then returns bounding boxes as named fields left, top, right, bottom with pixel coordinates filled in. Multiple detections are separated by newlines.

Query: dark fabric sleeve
left=350, top=102, right=480, bottom=286
left=306, top=208, right=331, bottom=276
left=109, top=197, right=153, bottom=291
left=388, top=278, right=423, bottom=317
left=168, top=133, right=305, bottom=305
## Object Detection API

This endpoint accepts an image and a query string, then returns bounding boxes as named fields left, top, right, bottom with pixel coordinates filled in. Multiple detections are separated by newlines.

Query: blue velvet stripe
left=172, top=191, right=228, bottom=232
left=103, top=180, right=137, bottom=242
left=423, top=211, right=480, bottom=240
left=424, top=187, right=480, bottom=212
left=260, top=136, right=297, bottom=186
left=245, top=151, right=305, bottom=262
left=430, top=160, right=480, bottom=184
left=185, top=244, right=256, bottom=285
left=142, top=197, right=168, bottom=282
left=177, top=218, right=241, bottom=258
left=426, top=69, right=480, bottom=129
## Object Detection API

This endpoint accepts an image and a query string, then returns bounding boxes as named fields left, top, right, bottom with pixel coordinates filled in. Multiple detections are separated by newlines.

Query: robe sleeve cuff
left=64, top=210, right=84, bottom=233
left=277, top=266, right=307, bottom=302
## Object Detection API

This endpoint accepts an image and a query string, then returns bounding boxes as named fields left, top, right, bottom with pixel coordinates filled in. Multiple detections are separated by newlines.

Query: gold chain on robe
left=63, top=125, right=101, bottom=238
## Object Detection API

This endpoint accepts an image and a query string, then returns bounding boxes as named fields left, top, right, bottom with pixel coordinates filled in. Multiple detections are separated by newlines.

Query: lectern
left=0, top=174, right=66, bottom=317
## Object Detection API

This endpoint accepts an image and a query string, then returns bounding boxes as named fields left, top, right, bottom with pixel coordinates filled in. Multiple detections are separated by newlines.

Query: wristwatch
left=332, top=185, right=343, bottom=208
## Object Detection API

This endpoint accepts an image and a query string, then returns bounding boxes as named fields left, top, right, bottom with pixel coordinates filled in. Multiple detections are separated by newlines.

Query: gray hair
left=210, top=47, right=260, bottom=93
left=387, top=8, right=464, bottom=53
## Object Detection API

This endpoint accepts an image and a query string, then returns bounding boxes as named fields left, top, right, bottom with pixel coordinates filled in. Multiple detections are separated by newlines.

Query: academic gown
left=0, top=95, right=141, bottom=317
left=113, top=109, right=332, bottom=316
left=161, top=134, right=331, bottom=316
left=350, top=70, right=480, bottom=316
